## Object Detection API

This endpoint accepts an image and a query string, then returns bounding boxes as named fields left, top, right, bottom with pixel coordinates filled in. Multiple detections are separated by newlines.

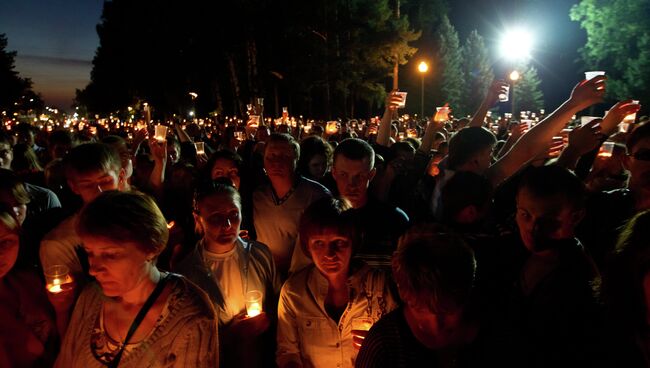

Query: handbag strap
left=108, top=272, right=171, bottom=368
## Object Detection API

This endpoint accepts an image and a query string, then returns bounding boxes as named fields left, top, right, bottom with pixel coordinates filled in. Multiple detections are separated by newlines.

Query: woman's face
left=308, top=230, right=352, bottom=278
left=0, top=223, right=19, bottom=278
left=308, top=154, right=329, bottom=180
left=211, top=158, right=241, bottom=190
left=196, top=193, right=242, bottom=247
left=82, top=235, right=155, bottom=297
left=0, top=190, right=27, bottom=226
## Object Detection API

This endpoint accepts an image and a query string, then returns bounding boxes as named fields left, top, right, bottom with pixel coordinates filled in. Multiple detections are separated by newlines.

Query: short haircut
left=194, top=178, right=242, bottom=212
left=299, top=197, right=357, bottom=258
left=627, top=121, right=650, bottom=152
left=298, top=136, right=333, bottom=175
left=77, top=191, right=169, bottom=255
left=267, top=133, right=300, bottom=160
left=441, top=171, right=492, bottom=223
left=516, top=165, right=586, bottom=211
left=390, top=141, right=415, bottom=159
left=64, top=143, right=121, bottom=177
left=393, top=224, right=476, bottom=314
left=447, top=127, right=497, bottom=170
left=203, top=149, right=243, bottom=180
left=0, top=132, right=12, bottom=146
left=333, top=138, right=375, bottom=168
left=0, top=169, right=30, bottom=205
left=102, top=135, right=130, bottom=166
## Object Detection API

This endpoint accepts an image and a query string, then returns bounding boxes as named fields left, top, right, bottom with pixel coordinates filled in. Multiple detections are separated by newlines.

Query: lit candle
left=245, top=290, right=263, bottom=317
left=44, top=265, right=73, bottom=294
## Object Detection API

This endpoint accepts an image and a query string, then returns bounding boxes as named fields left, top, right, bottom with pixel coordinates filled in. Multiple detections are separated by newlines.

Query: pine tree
left=436, top=15, right=465, bottom=114
left=0, top=34, right=42, bottom=112
left=461, top=30, right=494, bottom=115
left=513, top=64, right=544, bottom=114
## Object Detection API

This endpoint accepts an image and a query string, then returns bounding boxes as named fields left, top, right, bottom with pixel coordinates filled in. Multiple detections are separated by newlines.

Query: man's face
left=624, top=137, right=650, bottom=193
left=264, top=141, right=297, bottom=179
left=515, top=188, right=581, bottom=252
left=69, top=168, right=123, bottom=204
left=332, top=155, right=375, bottom=208
left=0, top=143, right=12, bottom=169
left=195, top=193, right=242, bottom=247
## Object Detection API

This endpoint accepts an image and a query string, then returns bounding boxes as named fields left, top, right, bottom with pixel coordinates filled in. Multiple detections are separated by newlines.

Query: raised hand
left=569, top=75, right=607, bottom=111
left=385, top=91, right=402, bottom=112
left=601, top=100, right=642, bottom=134
left=486, top=80, right=510, bottom=107
left=567, top=118, right=603, bottom=156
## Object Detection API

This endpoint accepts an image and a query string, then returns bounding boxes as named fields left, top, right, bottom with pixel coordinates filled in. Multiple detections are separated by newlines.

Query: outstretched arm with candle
left=469, top=80, right=509, bottom=128
left=487, top=76, right=607, bottom=188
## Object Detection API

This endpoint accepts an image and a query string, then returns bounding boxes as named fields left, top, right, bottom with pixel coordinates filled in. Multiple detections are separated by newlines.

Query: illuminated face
left=69, top=168, right=123, bottom=204
left=515, top=188, right=579, bottom=252
left=211, top=158, right=241, bottom=190
left=264, top=141, right=297, bottom=179
left=308, top=230, right=352, bottom=278
left=0, top=223, right=19, bottom=278
left=83, top=235, right=155, bottom=298
left=0, top=143, right=12, bottom=169
left=332, top=155, right=375, bottom=208
left=195, top=193, right=242, bottom=247
left=308, top=154, right=329, bottom=180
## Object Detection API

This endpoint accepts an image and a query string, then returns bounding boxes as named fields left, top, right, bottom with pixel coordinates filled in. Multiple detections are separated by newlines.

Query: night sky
left=0, top=0, right=585, bottom=112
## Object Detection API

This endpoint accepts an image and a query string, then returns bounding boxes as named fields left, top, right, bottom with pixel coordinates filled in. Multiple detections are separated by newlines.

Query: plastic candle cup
left=45, top=265, right=73, bottom=294
left=195, top=142, right=205, bottom=155
left=246, top=290, right=263, bottom=317
left=154, top=125, right=168, bottom=142
left=584, top=71, right=605, bottom=81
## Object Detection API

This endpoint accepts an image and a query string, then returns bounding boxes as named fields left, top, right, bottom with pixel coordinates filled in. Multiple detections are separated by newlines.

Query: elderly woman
left=0, top=208, right=58, bottom=367
left=55, top=191, right=218, bottom=368
left=276, top=197, right=398, bottom=368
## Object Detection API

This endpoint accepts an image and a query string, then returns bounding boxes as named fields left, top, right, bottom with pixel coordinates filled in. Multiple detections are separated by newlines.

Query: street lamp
left=418, top=61, right=429, bottom=118
left=509, top=70, right=520, bottom=115
left=499, top=28, right=533, bottom=61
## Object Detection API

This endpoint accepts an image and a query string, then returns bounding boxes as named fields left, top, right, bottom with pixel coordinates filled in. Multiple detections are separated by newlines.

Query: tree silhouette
left=461, top=30, right=494, bottom=115
left=0, top=34, right=43, bottom=113
left=435, top=15, right=465, bottom=114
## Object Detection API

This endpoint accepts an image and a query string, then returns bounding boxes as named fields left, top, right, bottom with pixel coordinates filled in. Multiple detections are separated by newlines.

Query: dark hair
left=601, top=210, right=650, bottom=335
left=390, top=141, right=415, bottom=160
left=203, top=150, right=243, bottom=181
left=393, top=224, right=476, bottom=314
left=267, top=133, right=300, bottom=160
left=194, top=178, right=242, bottom=212
left=447, top=127, right=497, bottom=170
left=298, top=136, right=333, bottom=177
left=333, top=138, right=375, bottom=168
left=0, top=132, right=12, bottom=146
left=49, top=129, right=74, bottom=147
left=11, top=143, right=42, bottom=172
left=516, top=165, right=586, bottom=211
left=626, top=121, right=650, bottom=152
left=441, top=171, right=492, bottom=224
left=299, top=197, right=357, bottom=258
left=77, top=191, right=169, bottom=255
left=64, top=143, right=121, bottom=177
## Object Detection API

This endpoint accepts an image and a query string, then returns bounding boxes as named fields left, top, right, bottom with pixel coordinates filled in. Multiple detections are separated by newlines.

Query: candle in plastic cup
left=623, top=100, right=640, bottom=126
left=245, top=290, right=263, bottom=317
left=248, top=115, right=260, bottom=127
left=257, top=98, right=264, bottom=106
left=398, top=132, right=405, bottom=140
left=498, top=85, right=510, bottom=102
left=194, top=142, right=205, bottom=155
left=234, top=131, right=245, bottom=141
left=395, top=92, right=408, bottom=109
left=352, top=317, right=374, bottom=349
left=435, top=107, right=450, bottom=122
left=584, top=71, right=605, bottom=81
left=45, top=265, right=73, bottom=294
left=154, top=125, right=168, bottom=142
left=599, top=141, right=615, bottom=158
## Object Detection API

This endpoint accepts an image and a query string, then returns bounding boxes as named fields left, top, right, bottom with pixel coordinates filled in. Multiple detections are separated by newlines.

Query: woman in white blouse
left=276, top=197, right=398, bottom=368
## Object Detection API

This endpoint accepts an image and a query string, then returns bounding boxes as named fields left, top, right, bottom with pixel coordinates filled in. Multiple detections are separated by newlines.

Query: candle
left=44, top=265, right=73, bottom=294
left=245, top=290, right=263, bottom=317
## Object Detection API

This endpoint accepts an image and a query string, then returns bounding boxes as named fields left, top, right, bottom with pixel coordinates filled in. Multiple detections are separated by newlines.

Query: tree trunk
left=227, top=53, right=243, bottom=116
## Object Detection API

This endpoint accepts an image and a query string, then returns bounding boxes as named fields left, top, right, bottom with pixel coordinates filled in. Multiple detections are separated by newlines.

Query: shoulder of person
left=299, top=176, right=331, bottom=195
left=167, top=273, right=218, bottom=320
left=281, top=265, right=313, bottom=294
left=245, top=239, right=273, bottom=263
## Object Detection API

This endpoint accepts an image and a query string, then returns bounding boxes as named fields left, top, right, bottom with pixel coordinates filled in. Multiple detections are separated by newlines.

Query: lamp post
left=418, top=61, right=429, bottom=118
left=509, top=70, right=520, bottom=116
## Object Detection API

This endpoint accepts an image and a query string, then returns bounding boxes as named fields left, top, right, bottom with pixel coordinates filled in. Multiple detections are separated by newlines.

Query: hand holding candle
left=245, top=290, right=263, bottom=317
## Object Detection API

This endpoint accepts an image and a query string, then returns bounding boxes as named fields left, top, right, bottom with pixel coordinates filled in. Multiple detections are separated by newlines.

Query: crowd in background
left=1, top=75, right=649, bottom=367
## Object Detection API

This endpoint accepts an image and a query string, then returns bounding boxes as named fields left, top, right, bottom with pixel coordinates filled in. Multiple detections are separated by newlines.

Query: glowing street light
left=509, top=70, right=521, bottom=115
left=418, top=61, right=429, bottom=117
left=500, top=28, right=533, bottom=61
left=509, top=70, right=520, bottom=81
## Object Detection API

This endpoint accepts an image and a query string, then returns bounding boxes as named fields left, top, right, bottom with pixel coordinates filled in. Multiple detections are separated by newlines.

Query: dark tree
left=461, top=30, right=494, bottom=115
left=0, top=34, right=43, bottom=113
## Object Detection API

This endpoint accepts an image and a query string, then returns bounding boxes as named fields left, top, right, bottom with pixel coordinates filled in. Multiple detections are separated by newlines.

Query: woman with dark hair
left=55, top=191, right=218, bottom=367
left=276, top=197, right=397, bottom=368
left=0, top=208, right=58, bottom=367
left=176, top=180, right=280, bottom=367
left=600, top=210, right=650, bottom=367
left=297, top=136, right=333, bottom=183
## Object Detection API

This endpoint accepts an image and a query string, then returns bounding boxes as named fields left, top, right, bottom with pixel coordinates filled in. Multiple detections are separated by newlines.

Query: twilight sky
left=0, top=0, right=585, bottom=111
left=0, top=0, right=103, bottom=109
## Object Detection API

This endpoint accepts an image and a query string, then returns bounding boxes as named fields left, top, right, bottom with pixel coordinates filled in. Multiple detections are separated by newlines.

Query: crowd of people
left=0, top=75, right=649, bottom=367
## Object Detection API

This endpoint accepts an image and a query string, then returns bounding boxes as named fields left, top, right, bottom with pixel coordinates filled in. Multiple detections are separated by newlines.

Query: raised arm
left=377, top=92, right=401, bottom=147
left=599, top=100, right=641, bottom=136
left=487, top=76, right=606, bottom=187
left=469, top=80, right=509, bottom=128
left=555, top=119, right=602, bottom=170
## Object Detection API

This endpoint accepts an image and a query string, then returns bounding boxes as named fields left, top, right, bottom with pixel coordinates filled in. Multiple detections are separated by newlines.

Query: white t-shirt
left=203, top=246, right=245, bottom=324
